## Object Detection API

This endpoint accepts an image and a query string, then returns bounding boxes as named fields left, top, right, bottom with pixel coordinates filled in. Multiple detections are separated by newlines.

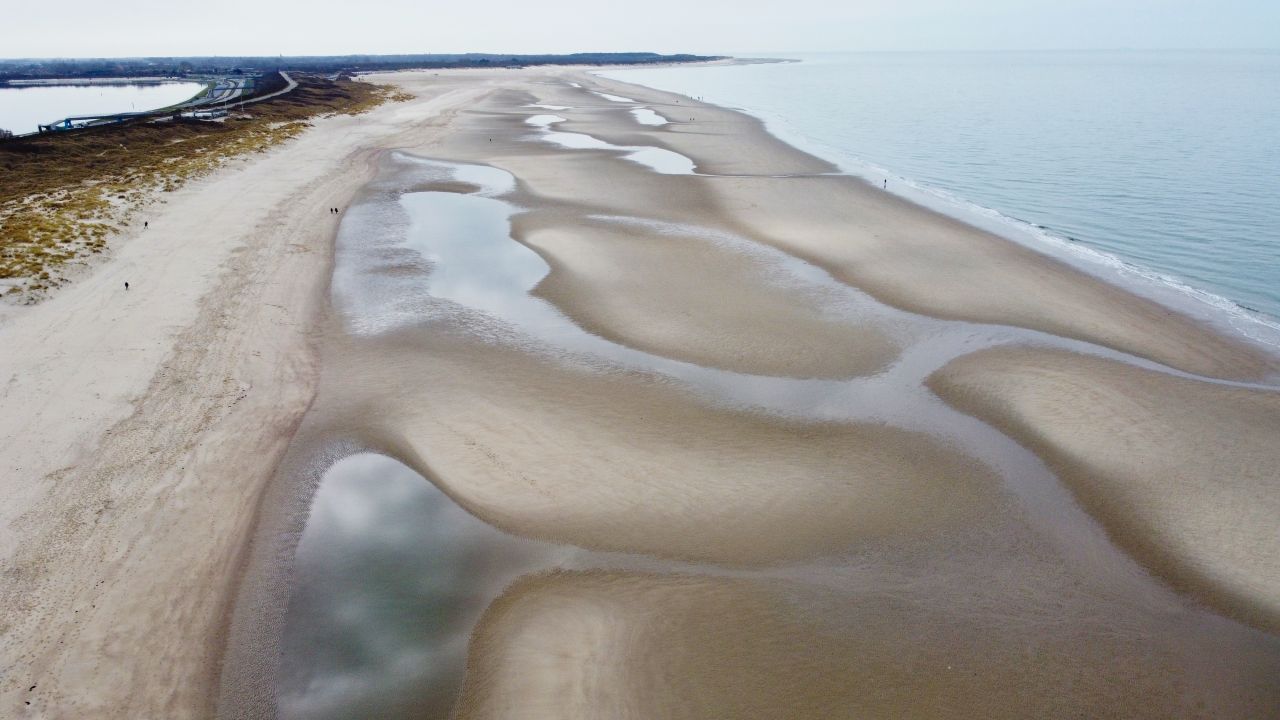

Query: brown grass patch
left=0, top=74, right=405, bottom=301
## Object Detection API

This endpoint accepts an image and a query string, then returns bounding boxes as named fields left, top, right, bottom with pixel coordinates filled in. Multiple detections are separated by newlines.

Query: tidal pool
left=277, top=454, right=565, bottom=720
left=268, top=152, right=1280, bottom=719
left=525, top=113, right=695, bottom=174
left=329, top=155, right=1221, bottom=596
left=631, top=107, right=669, bottom=126
left=592, top=91, right=636, bottom=103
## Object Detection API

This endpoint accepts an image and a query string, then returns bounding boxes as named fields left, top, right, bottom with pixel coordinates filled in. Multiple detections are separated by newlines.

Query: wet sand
left=458, top=569, right=1280, bottom=719
left=930, top=346, right=1280, bottom=633
left=223, top=68, right=1280, bottom=718
left=4, top=65, right=1279, bottom=718
left=517, top=214, right=900, bottom=378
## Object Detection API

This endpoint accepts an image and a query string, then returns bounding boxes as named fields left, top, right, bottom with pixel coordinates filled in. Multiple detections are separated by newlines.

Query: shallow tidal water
left=277, top=454, right=566, bottom=719
left=601, top=51, right=1280, bottom=345
left=273, top=138, right=1280, bottom=717
left=525, top=113, right=696, bottom=174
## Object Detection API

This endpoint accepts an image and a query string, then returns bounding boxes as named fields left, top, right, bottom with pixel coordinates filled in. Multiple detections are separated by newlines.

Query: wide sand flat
left=517, top=214, right=899, bottom=378
left=3, top=65, right=1279, bottom=719
left=222, top=68, right=1280, bottom=718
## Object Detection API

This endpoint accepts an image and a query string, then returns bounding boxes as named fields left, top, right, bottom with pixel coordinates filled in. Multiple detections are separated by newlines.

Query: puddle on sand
left=330, top=155, right=1235, bottom=603
left=593, top=91, right=636, bottom=103
left=631, top=107, right=668, bottom=126
left=277, top=454, right=572, bottom=720
left=525, top=113, right=695, bottom=174
left=274, top=152, right=1280, bottom=718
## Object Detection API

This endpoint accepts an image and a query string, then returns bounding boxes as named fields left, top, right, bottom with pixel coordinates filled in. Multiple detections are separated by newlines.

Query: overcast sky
left=4, top=0, right=1279, bottom=59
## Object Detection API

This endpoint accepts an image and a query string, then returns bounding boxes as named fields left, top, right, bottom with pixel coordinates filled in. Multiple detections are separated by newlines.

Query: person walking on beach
left=883, top=179, right=887, bottom=189
left=144, top=221, right=148, bottom=229
left=124, top=281, right=129, bottom=291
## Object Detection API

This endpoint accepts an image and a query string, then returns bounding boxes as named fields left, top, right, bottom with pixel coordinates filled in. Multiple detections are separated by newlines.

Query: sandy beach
left=3, top=66, right=1279, bottom=718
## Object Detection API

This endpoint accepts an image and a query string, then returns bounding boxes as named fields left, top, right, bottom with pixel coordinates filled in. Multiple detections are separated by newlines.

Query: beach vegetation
left=0, top=74, right=405, bottom=301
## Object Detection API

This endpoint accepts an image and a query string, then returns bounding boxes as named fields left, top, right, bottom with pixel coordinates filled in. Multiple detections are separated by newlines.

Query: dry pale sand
left=4, top=64, right=1280, bottom=719
left=0, top=73, right=496, bottom=717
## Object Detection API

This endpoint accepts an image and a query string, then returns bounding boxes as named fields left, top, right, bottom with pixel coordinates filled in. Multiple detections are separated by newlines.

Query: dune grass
left=0, top=74, right=410, bottom=301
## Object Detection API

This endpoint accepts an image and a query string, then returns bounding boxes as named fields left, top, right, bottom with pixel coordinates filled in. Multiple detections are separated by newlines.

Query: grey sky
left=4, top=0, right=1279, bottom=58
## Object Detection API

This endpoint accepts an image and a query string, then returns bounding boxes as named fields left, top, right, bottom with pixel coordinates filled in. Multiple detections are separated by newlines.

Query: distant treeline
left=0, top=53, right=720, bottom=82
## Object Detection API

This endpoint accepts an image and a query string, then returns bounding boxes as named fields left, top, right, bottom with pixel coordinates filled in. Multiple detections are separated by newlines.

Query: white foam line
left=592, top=70, right=1280, bottom=355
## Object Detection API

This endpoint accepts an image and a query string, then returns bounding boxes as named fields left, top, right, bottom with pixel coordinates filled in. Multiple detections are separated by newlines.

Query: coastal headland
left=1, top=64, right=1278, bottom=718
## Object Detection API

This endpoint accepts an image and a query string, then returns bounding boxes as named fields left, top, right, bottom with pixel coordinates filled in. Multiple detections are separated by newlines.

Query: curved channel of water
left=277, top=102, right=1280, bottom=717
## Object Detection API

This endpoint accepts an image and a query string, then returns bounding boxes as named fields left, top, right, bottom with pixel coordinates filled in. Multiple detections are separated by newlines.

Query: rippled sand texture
left=931, top=347, right=1280, bottom=632
left=221, top=68, right=1280, bottom=719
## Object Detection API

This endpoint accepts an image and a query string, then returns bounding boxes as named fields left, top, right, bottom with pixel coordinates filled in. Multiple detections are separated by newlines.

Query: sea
left=601, top=51, right=1280, bottom=349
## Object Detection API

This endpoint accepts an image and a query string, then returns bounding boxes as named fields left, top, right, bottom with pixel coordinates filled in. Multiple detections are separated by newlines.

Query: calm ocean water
left=602, top=52, right=1280, bottom=347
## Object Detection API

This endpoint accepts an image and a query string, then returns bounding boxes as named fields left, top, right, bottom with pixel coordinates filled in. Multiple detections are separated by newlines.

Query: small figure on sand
left=883, top=179, right=887, bottom=189
left=144, top=221, right=148, bottom=229
left=124, top=281, right=129, bottom=291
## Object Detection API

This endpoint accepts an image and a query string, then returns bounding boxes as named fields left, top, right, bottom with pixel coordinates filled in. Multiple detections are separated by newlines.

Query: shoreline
left=232, top=67, right=1278, bottom=717
left=565, top=73, right=1277, bottom=380
left=2, top=66, right=1278, bottom=717
left=594, top=63, right=1280, bottom=360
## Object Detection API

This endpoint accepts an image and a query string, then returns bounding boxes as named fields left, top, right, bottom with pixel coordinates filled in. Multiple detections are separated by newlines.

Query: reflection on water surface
left=277, top=454, right=562, bottom=720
